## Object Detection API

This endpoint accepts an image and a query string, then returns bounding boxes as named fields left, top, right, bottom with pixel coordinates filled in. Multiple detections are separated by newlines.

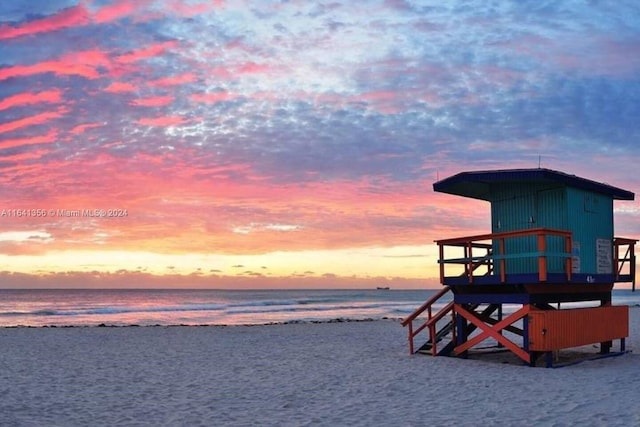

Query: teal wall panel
left=566, top=187, right=614, bottom=274
left=488, top=182, right=614, bottom=276
left=536, top=187, right=568, bottom=273
left=490, top=182, right=544, bottom=274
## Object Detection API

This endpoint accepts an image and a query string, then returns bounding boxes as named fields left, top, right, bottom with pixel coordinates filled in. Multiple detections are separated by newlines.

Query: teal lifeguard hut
left=402, top=168, right=637, bottom=367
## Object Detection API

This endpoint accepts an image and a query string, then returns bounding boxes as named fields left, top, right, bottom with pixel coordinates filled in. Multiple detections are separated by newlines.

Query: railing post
left=451, top=309, right=457, bottom=345
left=565, top=235, right=572, bottom=281
left=537, top=232, right=547, bottom=282
left=614, top=240, right=620, bottom=281
left=429, top=323, right=437, bottom=356
left=408, top=322, right=414, bottom=354
left=467, top=241, right=473, bottom=284
left=490, top=245, right=494, bottom=275
left=438, top=243, right=444, bottom=284
left=632, top=244, right=636, bottom=292
left=499, top=238, right=506, bottom=283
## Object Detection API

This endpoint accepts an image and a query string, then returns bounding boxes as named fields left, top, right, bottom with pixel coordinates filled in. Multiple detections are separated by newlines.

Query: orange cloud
left=0, top=5, right=90, bottom=40
left=0, top=90, right=63, bottom=111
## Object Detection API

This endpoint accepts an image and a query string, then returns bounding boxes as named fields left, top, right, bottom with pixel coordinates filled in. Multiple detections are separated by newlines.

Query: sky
left=1, top=0, right=639, bottom=289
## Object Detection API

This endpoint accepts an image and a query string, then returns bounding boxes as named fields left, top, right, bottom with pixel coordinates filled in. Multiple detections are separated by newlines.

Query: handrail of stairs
left=424, top=301, right=455, bottom=356
left=401, top=286, right=452, bottom=354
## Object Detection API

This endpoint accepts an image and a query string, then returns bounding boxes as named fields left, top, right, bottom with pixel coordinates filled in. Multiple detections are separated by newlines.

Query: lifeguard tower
left=402, top=168, right=637, bottom=367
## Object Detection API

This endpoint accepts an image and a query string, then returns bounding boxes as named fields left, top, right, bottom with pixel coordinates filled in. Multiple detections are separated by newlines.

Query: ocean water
left=1, top=288, right=638, bottom=328
left=0, top=288, right=439, bottom=327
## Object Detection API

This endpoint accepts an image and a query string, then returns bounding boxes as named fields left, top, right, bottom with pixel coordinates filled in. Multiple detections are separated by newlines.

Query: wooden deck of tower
left=402, top=168, right=637, bottom=367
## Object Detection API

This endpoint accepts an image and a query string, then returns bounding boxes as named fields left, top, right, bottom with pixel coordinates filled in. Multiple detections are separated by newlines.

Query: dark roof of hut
left=433, top=168, right=635, bottom=201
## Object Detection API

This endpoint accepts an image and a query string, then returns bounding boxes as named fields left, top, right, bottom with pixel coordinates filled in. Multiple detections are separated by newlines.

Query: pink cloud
left=0, top=130, right=58, bottom=150
left=0, top=60, right=97, bottom=81
left=0, top=147, right=52, bottom=162
left=0, top=109, right=67, bottom=135
left=165, top=0, right=225, bottom=17
left=93, top=0, right=144, bottom=24
left=202, top=65, right=233, bottom=80
left=352, top=90, right=404, bottom=114
left=0, top=1, right=154, bottom=42
left=104, top=81, right=137, bottom=93
left=0, top=5, right=90, bottom=40
left=131, top=96, right=174, bottom=107
left=70, top=122, right=103, bottom=135
left=500, top=35, right=640, bottom=78
left=116, top=41, right=179, bottom=64
left=0, top=49, right=112, bottom=81
left=62, top=49, right=111, bottom=68
left=0, top=90, right=63, bottom=111
left=134, top=152, right=166, bottom=165
left=150, top=73, right=197, bottom=87
left=592, top=38, right=640, bottom=77
left=236, top=62, right=271, bottom=74
left=190, top=91, right=238, bottom=104
left=137, top=116, right=187, bottom=126
left=358, top=90, right=398, bottom=102
left=0, top=1, right=150, bottom=41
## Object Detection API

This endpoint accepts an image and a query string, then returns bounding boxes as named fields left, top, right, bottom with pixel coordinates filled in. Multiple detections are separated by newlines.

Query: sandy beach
left=1, top=309, right=640, bottom=426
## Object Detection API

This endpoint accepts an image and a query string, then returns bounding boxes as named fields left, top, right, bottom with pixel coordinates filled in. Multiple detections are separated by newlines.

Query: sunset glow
left=1, top=1, right=639, bottom=288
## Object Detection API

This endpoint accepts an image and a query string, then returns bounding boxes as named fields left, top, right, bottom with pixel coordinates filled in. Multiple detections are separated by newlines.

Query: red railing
left=436, top=228, right=573, bottom=284
left=401, top=286, right=455, bottom=355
